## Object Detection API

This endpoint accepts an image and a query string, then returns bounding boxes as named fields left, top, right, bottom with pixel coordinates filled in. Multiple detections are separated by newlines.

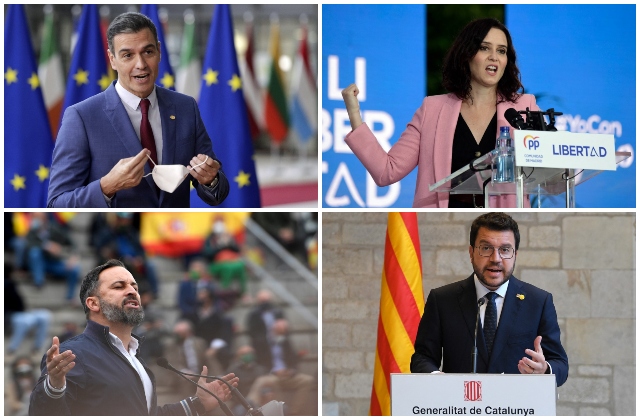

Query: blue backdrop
left=507, top=4, right=636, bottom=208
left=322, top=5, right=426, bottom=208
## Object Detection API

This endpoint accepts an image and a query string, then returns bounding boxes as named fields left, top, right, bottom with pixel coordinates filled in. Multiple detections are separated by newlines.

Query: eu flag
left=4, top=5, right=54, bottom=208
left=140, top=4, right=175, bottom=91
left=194, top=4, right=261, bottom=208
left=62, top=4, right=112, bottom=116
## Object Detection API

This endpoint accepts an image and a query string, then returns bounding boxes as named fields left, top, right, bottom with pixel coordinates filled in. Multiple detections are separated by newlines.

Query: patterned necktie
left=483, top=292, right=498, bottom=356
left=139, top=98, right=158, bottom=169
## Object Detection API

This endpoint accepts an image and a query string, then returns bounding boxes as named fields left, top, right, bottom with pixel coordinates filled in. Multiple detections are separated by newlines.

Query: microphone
left=504, top=108, right=528, bottom=130
left=472, top=297, right=486, bottom=373
left=156, top=357, right=261, bottom=415
left=156, top=357, right=234, bottom=416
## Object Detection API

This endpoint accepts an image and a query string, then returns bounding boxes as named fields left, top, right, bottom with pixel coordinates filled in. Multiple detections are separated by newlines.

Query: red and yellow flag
left=370, top=212, right=424, bottom=416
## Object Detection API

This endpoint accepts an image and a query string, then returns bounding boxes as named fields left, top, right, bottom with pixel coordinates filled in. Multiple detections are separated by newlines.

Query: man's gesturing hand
left=46, top=336, right=76, bottom=389
left=195, top=365, right=239, bottom=412
left=518, top=335, right=547, bottom=374
left=100, top=149, right=150, bottom=198
left=189, top=154, right=220, bottom=186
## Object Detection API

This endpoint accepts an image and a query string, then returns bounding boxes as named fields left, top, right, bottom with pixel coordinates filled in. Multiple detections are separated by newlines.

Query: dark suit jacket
left=47, top=81, right=229, bottom=208
left=410, top=275, right=568, bottom=386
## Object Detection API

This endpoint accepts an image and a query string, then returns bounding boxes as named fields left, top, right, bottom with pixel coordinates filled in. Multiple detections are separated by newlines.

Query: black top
left=448, top=112, right=497, bottom=208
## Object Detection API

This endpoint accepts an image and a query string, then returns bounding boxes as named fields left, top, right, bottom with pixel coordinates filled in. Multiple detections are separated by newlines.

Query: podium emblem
left=464, top=381, right=482, bottom=401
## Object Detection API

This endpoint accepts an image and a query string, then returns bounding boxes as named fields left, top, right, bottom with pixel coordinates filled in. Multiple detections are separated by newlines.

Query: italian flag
left=176, top=11, right=202, bottom=101
left=264, top=21, right=289, bottom=145
left=38, top=8, right=65, bottom=140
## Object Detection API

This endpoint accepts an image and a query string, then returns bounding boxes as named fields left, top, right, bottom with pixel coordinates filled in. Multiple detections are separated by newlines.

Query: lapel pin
left=170, top=115, right=176, bottom=120
left=516, top=294, right=525, bottom=300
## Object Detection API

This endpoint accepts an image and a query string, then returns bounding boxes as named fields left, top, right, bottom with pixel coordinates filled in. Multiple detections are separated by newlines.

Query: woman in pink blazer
left=342, top=18, right=537, bottom=208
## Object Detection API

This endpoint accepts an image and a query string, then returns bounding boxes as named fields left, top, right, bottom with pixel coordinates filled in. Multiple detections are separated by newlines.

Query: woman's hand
left=341, top=83, right=363, bottom=130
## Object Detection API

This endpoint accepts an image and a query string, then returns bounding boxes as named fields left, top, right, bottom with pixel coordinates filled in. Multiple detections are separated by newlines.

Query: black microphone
left=472, top=297, right=486, bottom=373
left=156, top=357, right=234, bottom=416
left=505, top=108, right=528, bottom=130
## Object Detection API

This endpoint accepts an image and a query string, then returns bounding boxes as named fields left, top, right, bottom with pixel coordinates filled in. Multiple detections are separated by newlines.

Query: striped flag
left=289, top=20, right=317, bottom=143
left=264, top=18, right=289, bottom=145
left=370, top=212, right=424, bottom=416
left=195, top=4, right=261, bottom=208
left=238, top=18, right=264, bottom=140
left=176, top=10, right=201, bottom=100
left=38, top=6, right=65, bottom=140
left=140, top=4, right=175, bottom=91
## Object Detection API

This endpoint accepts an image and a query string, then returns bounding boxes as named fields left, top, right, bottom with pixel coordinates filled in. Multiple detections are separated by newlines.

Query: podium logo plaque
left=464, top=381, right=482, bottom=402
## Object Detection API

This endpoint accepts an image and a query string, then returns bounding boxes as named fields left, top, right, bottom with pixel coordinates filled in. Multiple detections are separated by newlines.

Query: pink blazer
left=345, top=93, right=538, bottom=208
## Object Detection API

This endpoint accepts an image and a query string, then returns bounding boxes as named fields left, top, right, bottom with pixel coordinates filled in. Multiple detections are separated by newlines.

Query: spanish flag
left=370, top=212, right=424, bottom=416
left=140, top=212, right=250, bottom=257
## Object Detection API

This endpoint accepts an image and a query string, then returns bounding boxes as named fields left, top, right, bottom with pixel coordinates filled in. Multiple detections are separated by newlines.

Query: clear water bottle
left=493, top=126, right=515, bottom=183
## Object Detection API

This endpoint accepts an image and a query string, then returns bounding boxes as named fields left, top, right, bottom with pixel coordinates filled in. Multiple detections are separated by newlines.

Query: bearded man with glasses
left=411, top=212, right=568, bottom=387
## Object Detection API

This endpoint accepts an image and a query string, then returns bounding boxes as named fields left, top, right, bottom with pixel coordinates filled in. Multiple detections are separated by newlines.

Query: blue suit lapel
left=488, top=276, right=524, bottom=369
left=156, top=87, right=177, bottom=206
left=103, top=81, right=159, bottom=205
left=156, top=87, right=176, bottom=166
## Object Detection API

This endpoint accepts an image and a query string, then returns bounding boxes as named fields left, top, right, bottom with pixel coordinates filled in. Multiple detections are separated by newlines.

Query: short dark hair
left=470, top=212, right=520, bottom=250
left=442, top=18, right=523, bottom=103
left=79, top=259, right=125, bottom=318
left=107, top=12, right=158, bottom=54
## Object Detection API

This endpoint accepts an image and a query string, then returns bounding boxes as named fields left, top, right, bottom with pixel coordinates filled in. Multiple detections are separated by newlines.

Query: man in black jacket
left=29, top=259, right=238, bottom=415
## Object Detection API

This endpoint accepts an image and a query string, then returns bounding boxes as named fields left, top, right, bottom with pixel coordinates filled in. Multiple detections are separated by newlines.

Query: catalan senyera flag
left=370, top=212, right=424, bottom=416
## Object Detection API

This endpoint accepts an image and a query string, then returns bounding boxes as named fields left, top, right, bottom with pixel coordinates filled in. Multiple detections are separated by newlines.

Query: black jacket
left=29, top=320, right=187, bottom=415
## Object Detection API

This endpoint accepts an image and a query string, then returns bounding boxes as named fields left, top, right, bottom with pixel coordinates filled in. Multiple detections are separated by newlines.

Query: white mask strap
left=191, top=157, right=208, bottom=170
left=142, top=155, right=208, bottom=177
left=142, top=154, right=159, bottom=177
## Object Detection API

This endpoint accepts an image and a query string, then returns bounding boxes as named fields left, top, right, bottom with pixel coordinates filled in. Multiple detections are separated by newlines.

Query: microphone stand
left=157, top=360, right=234, bottom=416
left=472, top=298, right=486, bottom=373
left=173, top=370, right=262, bottom=416
left=158, top=358, right=261, bottom=415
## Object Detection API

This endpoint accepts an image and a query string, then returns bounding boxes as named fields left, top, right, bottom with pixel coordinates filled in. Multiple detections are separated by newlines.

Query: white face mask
left=143, top=156, right=207, bottom=193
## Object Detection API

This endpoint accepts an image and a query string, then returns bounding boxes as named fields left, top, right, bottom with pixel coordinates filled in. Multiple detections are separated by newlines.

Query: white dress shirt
left=474, top=275, right=509, bottom=327
left=109, top=333, right=153, bottom=413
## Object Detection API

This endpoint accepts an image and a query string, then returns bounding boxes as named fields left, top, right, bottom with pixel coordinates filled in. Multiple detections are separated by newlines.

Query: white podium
left=390, top=373, right=556, bottom=416
left=429, top=130, right=630, bottom=208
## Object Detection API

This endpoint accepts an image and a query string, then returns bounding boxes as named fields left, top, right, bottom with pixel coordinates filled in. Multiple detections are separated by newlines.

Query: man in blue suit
left=411, top=213, right=568, bottom=387
left=48, top=12, right=229, bottom=208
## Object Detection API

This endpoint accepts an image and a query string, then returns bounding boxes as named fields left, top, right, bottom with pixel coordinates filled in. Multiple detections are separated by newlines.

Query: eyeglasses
left=475, top=245, right=515, bottom=259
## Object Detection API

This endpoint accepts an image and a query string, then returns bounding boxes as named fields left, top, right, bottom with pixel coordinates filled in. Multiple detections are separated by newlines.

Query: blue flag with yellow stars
left=193, top=4, right=261, bottom=208
left=140, top=4, right=175, bottom=91
left=5, top=5, right=54, bottom=208
left=61, top=4, right=113, bottom=117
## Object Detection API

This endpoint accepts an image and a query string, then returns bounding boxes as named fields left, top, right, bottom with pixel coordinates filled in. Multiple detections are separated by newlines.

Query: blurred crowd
left=4, top=212, right=318, bottom=416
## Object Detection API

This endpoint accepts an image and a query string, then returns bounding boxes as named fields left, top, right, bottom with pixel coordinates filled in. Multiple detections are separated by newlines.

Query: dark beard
left=472, top=259, right=515, bottom=290
left=98, top=296, right=144, bottom=327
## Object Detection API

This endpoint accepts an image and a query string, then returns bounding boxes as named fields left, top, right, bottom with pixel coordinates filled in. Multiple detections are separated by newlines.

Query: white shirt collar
left=115, top=80, right=157, bottom=112
left=474, top=274, right=509, bottom=301
left=108, top=331, right=139, bottom=354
